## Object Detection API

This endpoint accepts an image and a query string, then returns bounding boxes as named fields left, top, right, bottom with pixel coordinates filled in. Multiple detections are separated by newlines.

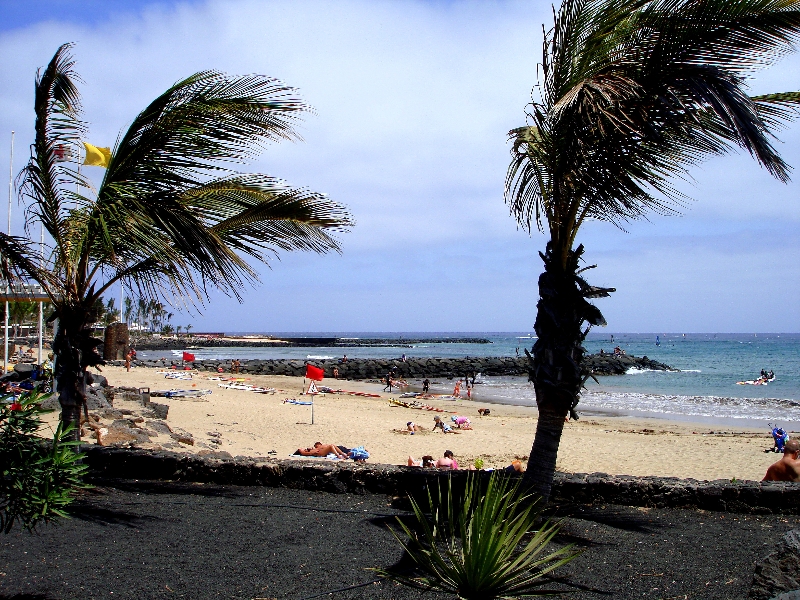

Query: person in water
left=764, top=439, right=800, bottom=482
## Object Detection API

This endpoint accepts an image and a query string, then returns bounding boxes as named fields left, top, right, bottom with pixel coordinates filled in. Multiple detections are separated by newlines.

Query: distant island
left=130, top=335, right=492, bottom=350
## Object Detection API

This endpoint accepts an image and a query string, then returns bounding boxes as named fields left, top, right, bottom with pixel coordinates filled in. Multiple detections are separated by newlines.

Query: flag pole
left=38, top=223, right=43, bottom=364
left=5, top=131, right=14, bottom=375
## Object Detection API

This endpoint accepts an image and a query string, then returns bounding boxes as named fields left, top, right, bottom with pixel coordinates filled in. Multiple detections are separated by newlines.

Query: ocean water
left=139, top=332, right=800, bottom=428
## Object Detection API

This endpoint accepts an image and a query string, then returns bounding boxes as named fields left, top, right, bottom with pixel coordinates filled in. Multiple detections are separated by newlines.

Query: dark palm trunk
left=521, top=243, right=611, bottom=502
left=52, top=306, right=105, bottom=442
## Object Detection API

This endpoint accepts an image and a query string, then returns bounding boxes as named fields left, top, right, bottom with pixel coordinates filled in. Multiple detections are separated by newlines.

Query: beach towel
left=284, top=399, right=313, bottom=405
left=348, top=446, right=369, bottom=461
left=151, top=389, right=211, bottom=398
left=165, top=373, right=193, bottom=380
left=290, top=452, right=341, bottom=460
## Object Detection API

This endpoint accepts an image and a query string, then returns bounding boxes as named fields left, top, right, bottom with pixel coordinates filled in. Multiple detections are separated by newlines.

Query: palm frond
left=18, top=43, right=87, bottom=260
left=76, top=70, right=340, bottom=304
left=0, top=233, right=60, bottom=297
left=506, top=0, right=800, bottom=251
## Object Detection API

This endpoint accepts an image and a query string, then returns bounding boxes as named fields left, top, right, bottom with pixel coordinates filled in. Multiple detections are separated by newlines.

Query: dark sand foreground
left=0, top=478, right=795, bottom=599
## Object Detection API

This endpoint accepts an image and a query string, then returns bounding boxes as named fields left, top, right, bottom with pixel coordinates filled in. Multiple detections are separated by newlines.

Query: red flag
left=305, top=364, right=324, bottom=381
left=182, top=351, right=195, bottom=362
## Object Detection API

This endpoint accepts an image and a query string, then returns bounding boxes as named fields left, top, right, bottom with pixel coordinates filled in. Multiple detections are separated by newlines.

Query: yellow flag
left=82, top=142, right=111, bottom=167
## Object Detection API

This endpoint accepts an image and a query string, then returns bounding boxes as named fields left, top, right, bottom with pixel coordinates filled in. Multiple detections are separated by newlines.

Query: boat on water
left=737, top=370, right=776, bottom=386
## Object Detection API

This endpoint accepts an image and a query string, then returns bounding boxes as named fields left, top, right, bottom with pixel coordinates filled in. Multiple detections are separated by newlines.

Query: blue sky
left=0, top=0, right=798, bottom=333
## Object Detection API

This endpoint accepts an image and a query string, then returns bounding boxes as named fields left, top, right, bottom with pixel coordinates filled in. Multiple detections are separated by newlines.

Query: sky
left=0, top=0, right=798, bottom=333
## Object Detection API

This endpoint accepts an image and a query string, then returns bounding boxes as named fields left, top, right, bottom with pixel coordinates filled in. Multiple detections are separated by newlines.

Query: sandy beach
left=43, top=365, right=784, bottom=482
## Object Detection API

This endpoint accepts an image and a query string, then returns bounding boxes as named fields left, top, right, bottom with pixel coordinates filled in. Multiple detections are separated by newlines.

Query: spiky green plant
left=377, top=472, right=579, bottom=599
left=0, top=390, right=89, bottom=533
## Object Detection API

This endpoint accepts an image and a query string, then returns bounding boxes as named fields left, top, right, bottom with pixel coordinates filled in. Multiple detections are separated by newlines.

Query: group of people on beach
left=406, top=451, right=524, bottom=473
left=405, top=415, right=473, bottom=435
left=407, top=450, right=458, bottom=469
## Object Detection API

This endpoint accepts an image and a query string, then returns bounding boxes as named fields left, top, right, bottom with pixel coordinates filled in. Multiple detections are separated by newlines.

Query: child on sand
left=451, top=415, right=472, bottom=429
left=433, top=415, right=458, bottom=433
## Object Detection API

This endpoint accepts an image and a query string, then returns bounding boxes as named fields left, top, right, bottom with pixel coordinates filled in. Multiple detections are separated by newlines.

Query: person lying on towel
left=296, top=442, right=349, bottom=460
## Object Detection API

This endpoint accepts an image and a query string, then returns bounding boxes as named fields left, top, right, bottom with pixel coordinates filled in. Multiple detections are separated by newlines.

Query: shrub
left=0, top=391, right=89, bottom=533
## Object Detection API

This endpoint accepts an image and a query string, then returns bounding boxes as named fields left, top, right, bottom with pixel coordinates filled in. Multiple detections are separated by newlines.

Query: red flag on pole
left=182, top=351, right=195, bottom=362
left=305, top=364, right=324, bottom=381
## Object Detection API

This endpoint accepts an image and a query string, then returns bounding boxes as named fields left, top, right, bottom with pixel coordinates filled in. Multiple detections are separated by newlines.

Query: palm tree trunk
left=521, top=242, right=591, bottom=503
left=526, top=392, right=568, bottom=500
left=52, top=308, right=98, bottom=442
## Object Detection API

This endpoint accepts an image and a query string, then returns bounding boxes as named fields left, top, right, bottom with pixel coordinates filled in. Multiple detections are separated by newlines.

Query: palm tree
left=3, top=44, right=352, bottom=437
left=505, top=0, right=800, bottom=501
left=103, top=297, right=120, bottom=325
left=7, top=301, right=38, bottom=338
left=123, top=297, right=133, bottom=326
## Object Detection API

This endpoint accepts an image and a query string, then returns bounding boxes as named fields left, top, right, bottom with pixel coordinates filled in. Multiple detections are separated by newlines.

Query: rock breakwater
left=127, top=353, right=674, bottom=379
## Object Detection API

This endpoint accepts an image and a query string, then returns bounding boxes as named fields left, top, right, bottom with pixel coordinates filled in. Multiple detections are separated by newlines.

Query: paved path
left=1, top=480, right=797, bottom=599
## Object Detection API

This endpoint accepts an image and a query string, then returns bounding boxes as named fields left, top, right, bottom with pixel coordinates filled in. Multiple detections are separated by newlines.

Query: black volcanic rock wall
left=83, top=447, right=800, bottom=515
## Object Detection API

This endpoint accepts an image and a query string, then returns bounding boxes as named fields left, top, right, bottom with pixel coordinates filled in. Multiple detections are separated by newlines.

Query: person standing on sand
left=383, top=372, right=393, bottom=393
left=764, top=439, right=800, bottom=482
left=422, top=378, right=430, bottom=393
left=231, top=359, right=241, bottom=374
left=124, top=351, right=132, bottom=372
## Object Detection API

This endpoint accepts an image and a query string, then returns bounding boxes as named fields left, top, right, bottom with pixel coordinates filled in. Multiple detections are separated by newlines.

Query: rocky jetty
left=126, top=352, right=675, bottom=379
left=583, top=352, right=678, bottom=375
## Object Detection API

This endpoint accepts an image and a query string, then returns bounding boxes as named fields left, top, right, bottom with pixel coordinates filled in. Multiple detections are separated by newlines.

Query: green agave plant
left=377, top=471, right=579, bottom=599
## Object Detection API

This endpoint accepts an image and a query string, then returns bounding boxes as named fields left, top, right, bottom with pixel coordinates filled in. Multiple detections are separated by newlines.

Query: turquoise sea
left=139, top=332, right=800, bottom=428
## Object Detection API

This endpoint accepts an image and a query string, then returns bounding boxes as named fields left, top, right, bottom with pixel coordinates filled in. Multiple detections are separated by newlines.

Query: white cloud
left=0, top=0, right=797, bottom=332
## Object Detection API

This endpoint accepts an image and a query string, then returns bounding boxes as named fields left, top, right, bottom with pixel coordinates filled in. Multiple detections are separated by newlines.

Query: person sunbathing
left=505, top=459, right=524, bottom=473
left=407, top=455, right=435, bottom=468
left=297, top=441, right=349, bottom=460
left=435, top=450, right=458, bottom=470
